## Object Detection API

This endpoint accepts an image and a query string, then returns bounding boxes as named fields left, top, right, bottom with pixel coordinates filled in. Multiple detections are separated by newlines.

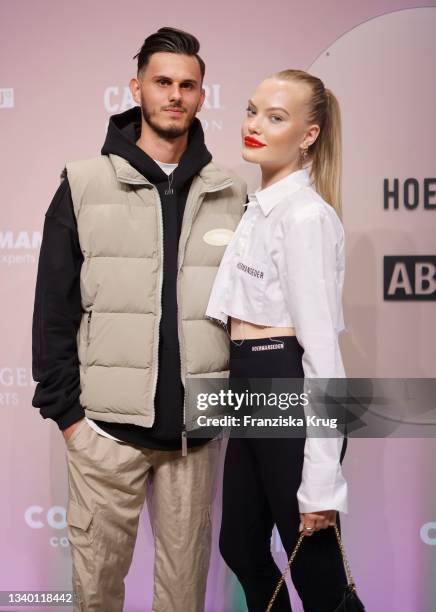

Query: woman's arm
left=281, top=206, right=348, bottom=514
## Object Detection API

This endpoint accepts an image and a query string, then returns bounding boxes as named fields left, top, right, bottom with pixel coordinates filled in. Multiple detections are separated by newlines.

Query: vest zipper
left=84, top=311, right=92, bottom=372
left=87, top=311, right=92, bottom=344
left=181, top=429, right=188, bottom=456
left=177, top=189, right=208, bottom=456
left=150, top=187, right=165, bottom=428
left=177, top=179, right=234, bottom=457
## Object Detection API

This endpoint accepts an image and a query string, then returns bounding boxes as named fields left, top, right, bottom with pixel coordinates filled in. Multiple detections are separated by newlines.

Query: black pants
left=220, top=337, right=347, bottom=612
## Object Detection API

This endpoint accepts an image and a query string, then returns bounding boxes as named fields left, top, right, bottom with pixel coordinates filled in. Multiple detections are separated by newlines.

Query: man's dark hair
left=133, top=27, right=205, bottom=81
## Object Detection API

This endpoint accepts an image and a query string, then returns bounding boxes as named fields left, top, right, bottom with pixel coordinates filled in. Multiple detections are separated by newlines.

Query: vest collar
left=197, top=162, right=234, bottom=193
left=110, top=154, right=234, bottom=193
left=109, top=154, right=152, bottom=186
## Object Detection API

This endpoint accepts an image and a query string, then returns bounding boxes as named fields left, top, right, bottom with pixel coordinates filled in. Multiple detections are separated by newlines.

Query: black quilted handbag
left=266, top=525, right=365, bottom=611
left=333, top=583, right=365, bottom=611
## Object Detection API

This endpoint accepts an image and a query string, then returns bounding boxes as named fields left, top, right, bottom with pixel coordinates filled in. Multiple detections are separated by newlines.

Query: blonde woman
left=206, top=70, right=349, bottom=611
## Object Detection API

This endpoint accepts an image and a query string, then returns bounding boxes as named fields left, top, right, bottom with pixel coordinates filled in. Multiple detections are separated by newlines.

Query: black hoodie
left=32, top=107, right=212, bottom=450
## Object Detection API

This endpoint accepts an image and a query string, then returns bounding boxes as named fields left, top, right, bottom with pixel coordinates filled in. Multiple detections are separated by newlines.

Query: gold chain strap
left=265, top=525, right=356, bottom=612
left=333, top=525, right=356, bottom=589
left=265, top=531, right=305, bottom=612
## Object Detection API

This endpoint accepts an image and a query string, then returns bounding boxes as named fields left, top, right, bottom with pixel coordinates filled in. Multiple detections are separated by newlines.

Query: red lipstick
left=244, top=136, right=266, bottom=148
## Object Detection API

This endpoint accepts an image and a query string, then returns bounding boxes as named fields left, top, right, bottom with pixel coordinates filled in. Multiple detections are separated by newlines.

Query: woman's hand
left=299, top=510, right=336, bottom=536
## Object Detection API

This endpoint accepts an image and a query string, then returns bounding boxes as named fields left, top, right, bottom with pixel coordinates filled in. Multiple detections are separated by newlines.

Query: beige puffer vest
left=66, top=153, right=246, bottom=428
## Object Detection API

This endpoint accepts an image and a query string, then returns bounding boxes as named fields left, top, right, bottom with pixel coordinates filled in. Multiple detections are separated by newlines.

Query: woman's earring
left=300, top=148, right=308, bottom=167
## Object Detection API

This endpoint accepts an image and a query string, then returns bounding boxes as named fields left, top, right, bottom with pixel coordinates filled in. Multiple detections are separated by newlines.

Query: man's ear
left=129, top=77, right=141, bottom=105
left=196, top=87, right=206, bottom=113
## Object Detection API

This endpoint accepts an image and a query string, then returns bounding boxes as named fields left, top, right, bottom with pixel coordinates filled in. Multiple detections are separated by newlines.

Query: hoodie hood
left=101, top=106, right=212, bottom=189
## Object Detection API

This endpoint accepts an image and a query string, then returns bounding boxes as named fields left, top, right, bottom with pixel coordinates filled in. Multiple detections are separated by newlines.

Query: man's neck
left=136, top=119, right=188, bottom=164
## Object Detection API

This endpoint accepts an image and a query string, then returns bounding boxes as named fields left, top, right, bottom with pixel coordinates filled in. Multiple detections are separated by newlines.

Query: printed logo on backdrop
left=384, top=178, right=436, bottom=210
left=383, top=256, right=436, bottom=300
left=103, top=83, right=223, bottom=131
left=420, top=522, right=436, bottom=545
left=0, top=88, right=14, bottom=108
left=0, top=367, right=34, bottom=407
left=24, top=505, right=69, bottom=548
left=0, top=231, right=41, bottom=266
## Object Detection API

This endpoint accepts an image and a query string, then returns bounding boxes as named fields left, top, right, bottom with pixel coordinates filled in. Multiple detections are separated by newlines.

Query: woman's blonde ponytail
left=273, top=70, right=343, bottom=219
left=311, top=88, right=342, bottom=219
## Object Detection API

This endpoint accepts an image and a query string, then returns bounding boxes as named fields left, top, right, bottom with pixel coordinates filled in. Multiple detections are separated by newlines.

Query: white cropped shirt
left=206, top=167, right=348, bottom=513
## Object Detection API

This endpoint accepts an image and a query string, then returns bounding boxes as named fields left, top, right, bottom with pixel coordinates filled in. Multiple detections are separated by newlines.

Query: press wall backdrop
left=1, top=1, right=435, bottom=611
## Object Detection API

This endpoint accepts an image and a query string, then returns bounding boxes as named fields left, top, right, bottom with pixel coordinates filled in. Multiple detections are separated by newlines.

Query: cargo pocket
left=67, top=499, right=94, bottom=546
left=67, top=501, right=95, bottom=609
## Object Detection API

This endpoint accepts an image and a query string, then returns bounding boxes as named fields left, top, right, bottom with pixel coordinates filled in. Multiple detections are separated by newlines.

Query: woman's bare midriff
left=230, top=317, right=296, bottom=340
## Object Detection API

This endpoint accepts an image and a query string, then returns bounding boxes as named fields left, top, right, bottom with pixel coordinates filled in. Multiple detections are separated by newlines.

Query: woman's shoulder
left=280, top=186, right=330, bottom=221
left=279, top=186, right=344, bottom=240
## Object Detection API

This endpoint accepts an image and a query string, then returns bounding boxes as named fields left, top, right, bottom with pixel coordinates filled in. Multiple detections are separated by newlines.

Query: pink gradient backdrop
left=1, top=1, right=435, bottom=610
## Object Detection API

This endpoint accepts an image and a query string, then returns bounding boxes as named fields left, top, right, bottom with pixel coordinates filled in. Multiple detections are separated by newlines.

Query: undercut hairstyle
left=133, top=27, right=205, bottom=81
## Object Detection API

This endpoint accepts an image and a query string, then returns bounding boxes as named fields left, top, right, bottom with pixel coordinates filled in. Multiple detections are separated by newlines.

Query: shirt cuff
left=297, top=477, right=348, bottom=514
left=297, top=438, right=348, bottom=513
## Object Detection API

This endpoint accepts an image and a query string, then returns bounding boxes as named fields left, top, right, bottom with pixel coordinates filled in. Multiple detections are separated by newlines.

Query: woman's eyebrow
left=247, top=100, right=289, bottom=115
left=266, top=106, right=290, bottom=115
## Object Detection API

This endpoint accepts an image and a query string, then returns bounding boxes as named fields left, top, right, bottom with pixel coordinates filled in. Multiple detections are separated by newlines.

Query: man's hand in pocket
left=62, top=418, right=85, bottom=443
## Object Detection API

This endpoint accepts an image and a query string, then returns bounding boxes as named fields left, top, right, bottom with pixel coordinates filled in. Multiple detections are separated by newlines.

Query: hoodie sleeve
left=32, top=178, right=85, bottom=430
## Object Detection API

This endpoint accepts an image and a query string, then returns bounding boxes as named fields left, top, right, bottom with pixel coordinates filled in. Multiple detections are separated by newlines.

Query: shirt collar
left=247, top=166, right=312, bottom=216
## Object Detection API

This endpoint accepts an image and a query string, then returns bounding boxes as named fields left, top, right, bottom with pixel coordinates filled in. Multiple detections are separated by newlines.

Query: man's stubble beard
left=140, top=99, right=197, bottom=140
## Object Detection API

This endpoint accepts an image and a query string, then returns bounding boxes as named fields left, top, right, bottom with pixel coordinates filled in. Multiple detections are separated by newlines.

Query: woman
left=206, top=70, right=349, bottom=611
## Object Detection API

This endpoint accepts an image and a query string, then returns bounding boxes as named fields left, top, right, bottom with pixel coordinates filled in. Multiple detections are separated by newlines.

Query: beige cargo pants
left=65, top=419, right=221, bottom=612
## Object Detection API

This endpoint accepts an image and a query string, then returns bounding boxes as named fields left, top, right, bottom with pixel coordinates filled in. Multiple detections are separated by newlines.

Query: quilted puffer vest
left=66, top=153, right=246, bottom=427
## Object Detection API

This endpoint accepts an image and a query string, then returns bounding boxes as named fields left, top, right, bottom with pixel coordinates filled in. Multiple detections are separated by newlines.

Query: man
left=32, top=27, right=246, bottom=612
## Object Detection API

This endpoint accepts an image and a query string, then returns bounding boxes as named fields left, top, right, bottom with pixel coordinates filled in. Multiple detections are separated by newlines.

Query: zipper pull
left=87, top=312, right=92, bottom=344
left=181, top=429, right=188, bottom=457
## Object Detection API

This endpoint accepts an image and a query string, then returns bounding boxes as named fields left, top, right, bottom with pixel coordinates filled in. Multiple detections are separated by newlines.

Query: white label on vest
left=203, top=228, right=234, bottom=246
